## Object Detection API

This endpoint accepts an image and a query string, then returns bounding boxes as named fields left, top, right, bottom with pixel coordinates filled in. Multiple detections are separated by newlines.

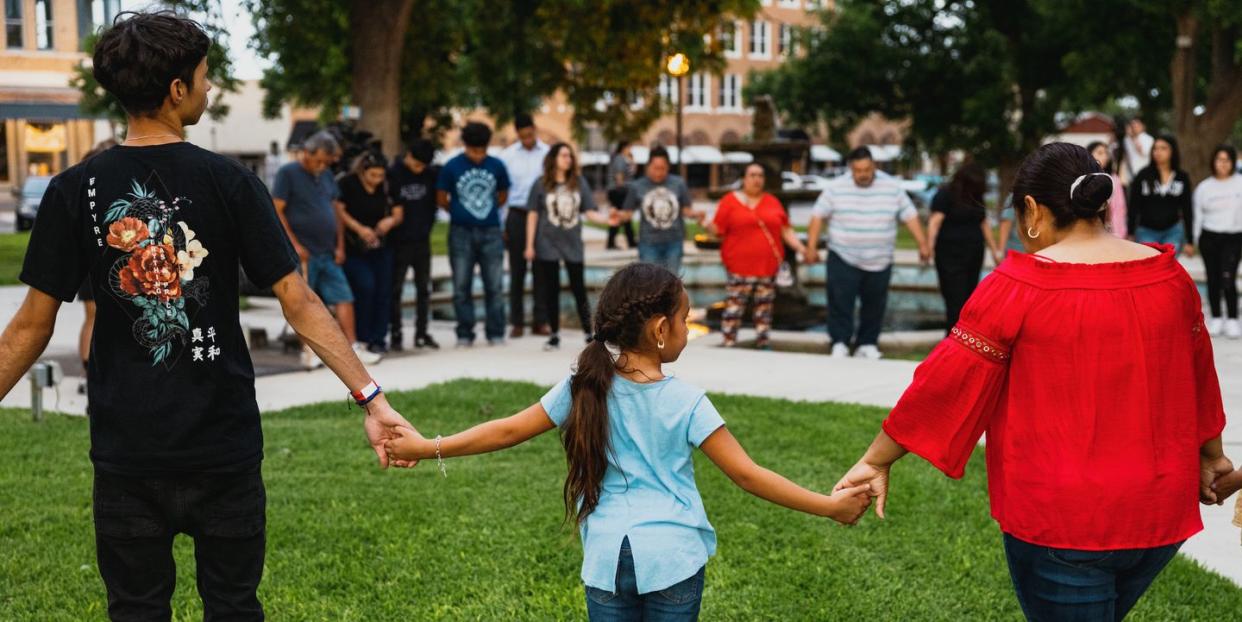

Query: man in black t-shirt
left=0, top=12, right=416, bottom=620
left=386, top=139, right=440, bottom=350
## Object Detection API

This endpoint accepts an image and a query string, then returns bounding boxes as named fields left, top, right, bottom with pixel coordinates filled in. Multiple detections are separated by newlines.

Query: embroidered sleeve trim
left=949, top=325, right=1010, bottom=363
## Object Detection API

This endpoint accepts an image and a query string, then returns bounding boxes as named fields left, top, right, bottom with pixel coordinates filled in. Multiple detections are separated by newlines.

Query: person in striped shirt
left=805, top=147, right=930, bottom=359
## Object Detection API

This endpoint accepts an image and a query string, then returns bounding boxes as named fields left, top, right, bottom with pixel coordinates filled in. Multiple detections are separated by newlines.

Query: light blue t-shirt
left=541, top=374, right=726, bottom=594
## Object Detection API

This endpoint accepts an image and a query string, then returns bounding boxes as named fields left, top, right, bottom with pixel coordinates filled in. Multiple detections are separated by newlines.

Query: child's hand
left=384, top=425, right=431, bottom=463
left=1201, top=454, right=1235, bottom=504
left=824, top=483, right=873, bottom=525
left=1212, top=469, right=1242, bottom=503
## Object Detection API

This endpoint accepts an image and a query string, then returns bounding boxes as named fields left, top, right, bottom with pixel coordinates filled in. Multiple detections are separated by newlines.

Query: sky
left=122, top=0, right=267, bottom=80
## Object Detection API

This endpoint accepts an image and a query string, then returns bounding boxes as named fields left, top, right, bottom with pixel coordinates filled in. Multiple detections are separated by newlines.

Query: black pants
left=93, top=468, right=266, bottom=621
left=1200, top=230, right=1242, bottom=319
left=505, top=208, right=547, bottom=327
left=826, top=251, right=892, bottom=347
left=606, top=186, right=635, bottom=249
left=389, top=237, right=433, bottom=340
left=536, top=259, right=591, bottom=335
left=934, top=239, right=985, bottom=331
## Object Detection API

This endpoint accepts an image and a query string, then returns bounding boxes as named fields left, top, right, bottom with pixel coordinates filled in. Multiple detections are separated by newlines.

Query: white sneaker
left=299, top=346, right=323, bottom=371
left=1208, top=317, right=1225, bottom=336
left=353, top=342, right=382, bottom=365
left=831, top=343, right=850, bottom=358
left=856, top=344, right=883, bottom=360
left=1226, top=319, right=1242, bottom=339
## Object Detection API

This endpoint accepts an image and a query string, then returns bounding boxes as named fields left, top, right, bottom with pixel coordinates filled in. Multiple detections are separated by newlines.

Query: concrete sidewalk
left=0, top=283, right=1239, bottom=584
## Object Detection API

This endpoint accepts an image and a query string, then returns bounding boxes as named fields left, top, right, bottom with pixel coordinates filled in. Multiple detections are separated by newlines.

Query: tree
left=1167, top=1, right=1242, bottom=181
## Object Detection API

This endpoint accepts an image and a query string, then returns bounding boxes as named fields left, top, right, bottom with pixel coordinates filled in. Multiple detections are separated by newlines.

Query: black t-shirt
left=931, top=188, right=985, bottom=245
left=387, top=161, right=439, bottom=243
left=19, top=142, right=299, bottom=475
left=339, top=174, right=390, bottom=256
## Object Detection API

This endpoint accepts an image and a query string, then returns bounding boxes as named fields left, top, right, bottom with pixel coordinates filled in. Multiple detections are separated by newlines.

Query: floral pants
left=721, top=273, right=776, bottom=347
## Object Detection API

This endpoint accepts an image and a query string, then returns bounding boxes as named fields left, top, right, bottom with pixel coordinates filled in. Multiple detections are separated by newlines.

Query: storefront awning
left=0, top=103, right=94, bottom=121
left=579, top=151, right=611, bottom=166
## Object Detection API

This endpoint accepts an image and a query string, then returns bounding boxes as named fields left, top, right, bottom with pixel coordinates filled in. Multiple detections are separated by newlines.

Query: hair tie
left=1069, top=172, right=1112, bottom=212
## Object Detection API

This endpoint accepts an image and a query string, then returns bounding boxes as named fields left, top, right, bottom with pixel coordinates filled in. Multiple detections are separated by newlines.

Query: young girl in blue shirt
left=385, top=263, right=872, bottom=620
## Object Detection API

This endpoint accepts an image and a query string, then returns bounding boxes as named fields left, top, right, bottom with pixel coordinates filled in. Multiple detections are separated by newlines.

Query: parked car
left=15, top=176, right=52, bottom=232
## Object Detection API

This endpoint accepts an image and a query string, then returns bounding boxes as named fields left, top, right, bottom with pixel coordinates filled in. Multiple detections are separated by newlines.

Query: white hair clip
left=1069, top=172, right=1112, bottom=211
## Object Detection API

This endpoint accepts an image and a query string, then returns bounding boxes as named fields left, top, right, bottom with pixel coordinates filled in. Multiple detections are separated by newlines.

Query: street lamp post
left=665, top=52, right=690, bottom=178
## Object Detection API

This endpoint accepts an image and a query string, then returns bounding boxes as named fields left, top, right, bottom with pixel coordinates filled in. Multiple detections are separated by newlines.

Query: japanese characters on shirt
left=102, top=173, right=211, bottom=367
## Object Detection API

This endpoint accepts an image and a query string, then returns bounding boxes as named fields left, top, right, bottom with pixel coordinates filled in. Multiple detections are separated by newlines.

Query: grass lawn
left=1, top=379, right=1237, bottom=620
left=0, top=232, right=30, bottom=285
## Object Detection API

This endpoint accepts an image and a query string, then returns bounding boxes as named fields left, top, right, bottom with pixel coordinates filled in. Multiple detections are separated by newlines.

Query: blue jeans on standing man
left=585, top=537, right=705, bottom=622
left=1002, top=533, right=1183, bottom=622
left=448, top=225, right=506, bottom=343
left=826, top=251, right=893, bottom=347
left=1134, top=221, right=1185, bottom=253
left=638, top=239, right=684, bottom=275
left=342, top=246, right=393, bottom=348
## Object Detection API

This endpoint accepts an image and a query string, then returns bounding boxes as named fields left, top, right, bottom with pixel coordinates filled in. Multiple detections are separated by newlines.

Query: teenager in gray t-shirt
left=617, top=148, right=703, bottom=274
left=524, top=145, right=611, bottom=351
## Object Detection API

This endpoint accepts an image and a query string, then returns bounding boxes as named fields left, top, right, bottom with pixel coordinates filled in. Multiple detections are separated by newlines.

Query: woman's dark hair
left=1011, top=142, right=1114, bottom=229
left=92, top=11, right=211, bottom=117
left=542, top=143, right=581, bottom=192
left=1211, top=144, right=1238, bottom=175
left=945, top=160, right=986, bottom=218
left=563, top=263, right=683, bottom=525
left=1085, top=140, right=1117, bottom=174
left=350, top=150, right=386, bottom=176
left=461, top=122, right=492, bottom=148
left=648, top=146, right=671, bottom=165
left=612, top=140, right=631, bottom=156
left=1151, top=134, right=1181, bottom=172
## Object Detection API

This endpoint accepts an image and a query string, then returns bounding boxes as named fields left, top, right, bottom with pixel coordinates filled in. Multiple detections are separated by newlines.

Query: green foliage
left=0, top=232, right=30, bottom=286
left=1, top=380, right=1239, bottom=619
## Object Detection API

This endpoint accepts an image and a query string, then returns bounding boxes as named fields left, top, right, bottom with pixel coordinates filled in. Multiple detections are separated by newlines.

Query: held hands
left=918, top=243, right=932, bottom=266
left=362, top=394, right=420, bottom=469
left=834, top=460, right=891, bottom=519
left=384, top=425, right=431, bottom=464
left=1200, top=454, right=1235, bottom=504
left=803, top=247, right=821, bottom=264
left=823, top=483, right=874, bottom=525
left=1212, top=469, right=1242, bottom=503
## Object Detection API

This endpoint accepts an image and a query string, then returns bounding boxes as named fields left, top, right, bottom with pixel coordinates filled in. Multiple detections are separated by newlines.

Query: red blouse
left=713, top=192, right=788, bottom=277
left=883, top=245, right=1226, bottom=550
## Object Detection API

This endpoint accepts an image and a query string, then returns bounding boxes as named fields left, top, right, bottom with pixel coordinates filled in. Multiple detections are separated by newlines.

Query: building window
left=34, top=0, right=52, bottom=50
left=780, top=23, right=794, bottom=56
left=721, top=21, right=741, bottom=58
left=806, top=0, right=823, bottom=7
left=686, top=73, right=710, bottom=111
left=718, top=74, right=742, bottom=111
left=5, top=0, right=22, bottom=48
left=749, top=20, right=770, bottom=59
left=659, top=74, right=680, bottom=106
left=79, top=0, right=120, bottom=46
left=779, top=0, right=801, bottom=7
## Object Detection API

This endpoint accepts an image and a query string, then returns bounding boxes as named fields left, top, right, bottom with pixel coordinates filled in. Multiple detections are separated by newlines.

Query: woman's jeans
left=585, top=537, right=705, bottom=622
left=342, top=246, right=393, bottom=347
left=638, top=240, right=685, bottom=275
left=1135, top=222, right=1185, bottom=253
left=1002, top=533, right=1182, bottom=622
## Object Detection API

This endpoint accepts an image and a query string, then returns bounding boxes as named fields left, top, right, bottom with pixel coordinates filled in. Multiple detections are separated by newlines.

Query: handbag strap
left=739, top=192, right=785, bottom=263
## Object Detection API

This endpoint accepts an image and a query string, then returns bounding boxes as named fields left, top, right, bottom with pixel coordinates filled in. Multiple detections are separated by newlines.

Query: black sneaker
left=415, top=334, right=440, bottom=350
left=543, top=335, right=561, bottom=351
left=389, top=335, right=405, bottom=352
left=367, top=342, right=389, bottom=355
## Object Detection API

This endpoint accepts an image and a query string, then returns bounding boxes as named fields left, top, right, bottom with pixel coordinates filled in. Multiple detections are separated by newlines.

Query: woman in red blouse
left=707, top=163, right=806, bottom=348
left=835, top=143, right=1231, bottom=621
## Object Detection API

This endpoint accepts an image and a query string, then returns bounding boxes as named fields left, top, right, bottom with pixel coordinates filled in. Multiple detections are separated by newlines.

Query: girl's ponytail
left=560, top=263, right=682, bottom=524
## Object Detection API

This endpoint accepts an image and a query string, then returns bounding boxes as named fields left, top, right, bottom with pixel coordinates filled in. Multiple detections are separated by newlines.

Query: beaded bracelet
left=435, top=435, right=447, bottom=478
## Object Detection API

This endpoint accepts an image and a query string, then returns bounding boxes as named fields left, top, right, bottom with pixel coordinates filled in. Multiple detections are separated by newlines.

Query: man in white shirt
left=499, top=113, right=551, bottom=338
left=1123, top=118, right=1154, bottom=183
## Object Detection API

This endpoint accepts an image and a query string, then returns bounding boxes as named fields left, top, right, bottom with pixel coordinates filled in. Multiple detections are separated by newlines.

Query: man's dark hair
left=461, top=122, right=493, bottom=148
left=648, top=146, right=671, bottom=165
left=514, top=113, right=534, bottom=130
left=92, top=11, right=211, bottom=117
left=846, top=146, right=873, bottom=163
left=406, top=138, right=435, bottom=165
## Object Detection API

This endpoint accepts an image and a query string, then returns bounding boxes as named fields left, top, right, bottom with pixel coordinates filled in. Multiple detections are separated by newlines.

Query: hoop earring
left=1026, top=227, right=1041, bottom=239
left=657, top=339, right=665, bottom=350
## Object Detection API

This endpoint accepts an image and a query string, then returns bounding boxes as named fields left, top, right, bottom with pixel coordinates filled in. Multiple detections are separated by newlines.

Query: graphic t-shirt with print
left=387, top=162, right=439, bottom=243
left=623, top=175, right=692, bottom=246
left=20, top=142, right=299, bottom=475
left=435, top=153, right=510, bottom=228
left=529, top=175, right=597, bottom=263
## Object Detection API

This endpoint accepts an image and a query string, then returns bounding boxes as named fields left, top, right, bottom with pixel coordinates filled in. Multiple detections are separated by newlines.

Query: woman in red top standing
left=707, top=163, right=807, bottom=348
left=834, top=143, right=1231, bottom=621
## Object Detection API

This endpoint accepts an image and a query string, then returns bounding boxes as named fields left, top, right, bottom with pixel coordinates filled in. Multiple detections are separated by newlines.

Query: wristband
left=351, top=380, right=382, bottom=407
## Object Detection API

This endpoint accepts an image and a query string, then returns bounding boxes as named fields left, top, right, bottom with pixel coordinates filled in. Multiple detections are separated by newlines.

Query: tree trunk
left=1170, top=9, right=1242, bottom=181
left=351, top=0, right=416, bottom=157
